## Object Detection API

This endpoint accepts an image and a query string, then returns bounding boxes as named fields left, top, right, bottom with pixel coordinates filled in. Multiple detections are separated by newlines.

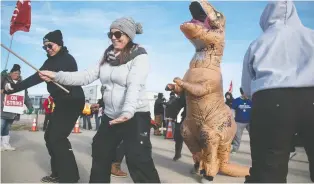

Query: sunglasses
left=42, top=44, right=53, bottom=50
left=107, top=31, right=124, bottom=39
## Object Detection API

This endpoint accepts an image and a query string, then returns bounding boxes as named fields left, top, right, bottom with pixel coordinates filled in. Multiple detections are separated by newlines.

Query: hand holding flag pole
left=1, top=43, right=70, bottom=94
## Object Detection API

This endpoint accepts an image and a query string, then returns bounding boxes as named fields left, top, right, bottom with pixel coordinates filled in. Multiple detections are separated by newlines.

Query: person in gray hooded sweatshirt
left=39, top=17, right=160, bottom=183
left=241, top=1, right=314, bottom=183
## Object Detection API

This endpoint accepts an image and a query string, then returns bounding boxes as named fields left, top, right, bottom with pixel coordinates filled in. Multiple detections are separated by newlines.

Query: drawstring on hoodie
left=284, top=1, right=288, bottom=25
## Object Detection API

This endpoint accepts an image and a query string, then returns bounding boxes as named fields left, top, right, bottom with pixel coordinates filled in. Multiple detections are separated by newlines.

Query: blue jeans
left=1, top=119, right=14, bottom=136
left=83, top=115, right=92, bottom=130
left=95, top=114, right=101, bottom=130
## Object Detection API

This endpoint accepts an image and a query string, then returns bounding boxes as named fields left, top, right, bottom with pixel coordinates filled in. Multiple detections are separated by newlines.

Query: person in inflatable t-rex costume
left=166, top=0, right=249, bottom=182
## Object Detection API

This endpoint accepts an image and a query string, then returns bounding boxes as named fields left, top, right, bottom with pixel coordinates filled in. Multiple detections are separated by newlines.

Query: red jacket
left=43, top=96, right=54, bottom=114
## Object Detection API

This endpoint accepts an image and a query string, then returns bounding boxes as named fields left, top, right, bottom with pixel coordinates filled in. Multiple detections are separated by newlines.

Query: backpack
left=47, top=97, right=55, bottom=112
left=82, top=104, right=91, bottom=115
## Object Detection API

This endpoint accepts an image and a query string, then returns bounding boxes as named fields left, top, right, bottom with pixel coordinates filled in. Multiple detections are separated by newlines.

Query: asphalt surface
left=1, top=128, right=311, bottom=183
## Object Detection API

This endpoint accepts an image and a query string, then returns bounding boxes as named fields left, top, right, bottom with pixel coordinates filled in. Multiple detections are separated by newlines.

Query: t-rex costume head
left=181, top=0, right=225, bottom=53
left=165, top=0, right=249, bottom=181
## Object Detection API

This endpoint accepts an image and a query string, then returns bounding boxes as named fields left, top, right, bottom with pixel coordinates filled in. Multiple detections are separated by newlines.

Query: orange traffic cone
left=165, top=121, right=173, bottom=139
left=72, top=118, right=81, bottom=133
left=30, top=118, right=38, bottom=132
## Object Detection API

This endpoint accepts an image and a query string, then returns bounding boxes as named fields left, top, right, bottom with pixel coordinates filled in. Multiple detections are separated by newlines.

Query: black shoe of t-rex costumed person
left=201, top=175, right=214, bottom=183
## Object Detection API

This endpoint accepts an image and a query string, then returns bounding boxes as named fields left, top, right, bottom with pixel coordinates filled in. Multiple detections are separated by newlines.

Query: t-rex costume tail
left=166, top=0, right=249, bottom=179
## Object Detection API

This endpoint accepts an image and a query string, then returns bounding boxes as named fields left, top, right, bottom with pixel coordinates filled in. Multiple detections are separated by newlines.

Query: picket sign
left=3, top=90, right=25, bottom=114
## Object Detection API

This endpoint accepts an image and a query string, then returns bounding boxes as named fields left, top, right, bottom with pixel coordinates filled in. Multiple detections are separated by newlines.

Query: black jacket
left=154, top=98, right=165, bottom=115
left=165, top=96, right=180, bottom=119
left=97, top=98, right=105, bottom=109
left=93, top=98, right=104, bottom=115
left=165, top=93, right=187, bottom=121
left=7, top=47, right=85, bottom=101
left=179, top=92, right=186, bottom=122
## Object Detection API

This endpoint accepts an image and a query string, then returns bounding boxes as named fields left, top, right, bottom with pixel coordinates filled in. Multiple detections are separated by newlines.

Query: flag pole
left=0, top=43, right=70, bottom=94
left=4, top=34, right=14, bottom=70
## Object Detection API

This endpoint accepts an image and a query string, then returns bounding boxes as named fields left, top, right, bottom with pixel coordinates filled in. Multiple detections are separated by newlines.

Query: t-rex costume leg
left=166, top=0, right=249, bottom=181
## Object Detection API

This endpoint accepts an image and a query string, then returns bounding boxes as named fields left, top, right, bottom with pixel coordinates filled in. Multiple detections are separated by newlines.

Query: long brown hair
left=100, top=41, right=138, bottom=66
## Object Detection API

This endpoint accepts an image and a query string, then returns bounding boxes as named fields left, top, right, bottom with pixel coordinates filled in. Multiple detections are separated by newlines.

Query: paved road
left=1, top=129, right=311, bottom=183
left=15, top=114, right=100, bottom=130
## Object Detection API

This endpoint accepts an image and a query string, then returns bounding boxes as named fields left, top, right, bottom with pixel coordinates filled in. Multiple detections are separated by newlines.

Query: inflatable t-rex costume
left=166, top=0, right=249, bottom=181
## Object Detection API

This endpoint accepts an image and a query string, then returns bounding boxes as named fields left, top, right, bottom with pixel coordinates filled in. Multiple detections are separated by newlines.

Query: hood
left=259, top=1, right=302, bottom=32
left=157, top=93, right=163, bottom=99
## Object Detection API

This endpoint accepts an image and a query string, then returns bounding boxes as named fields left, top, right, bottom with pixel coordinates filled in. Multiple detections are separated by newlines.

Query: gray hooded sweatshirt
left=54, top=51, right=150, bottom=120
left=241, top=1, right=314, bottom=99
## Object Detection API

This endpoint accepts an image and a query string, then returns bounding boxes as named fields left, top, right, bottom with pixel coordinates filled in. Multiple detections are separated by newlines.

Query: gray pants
left=232, top=122, right=250, bottom=152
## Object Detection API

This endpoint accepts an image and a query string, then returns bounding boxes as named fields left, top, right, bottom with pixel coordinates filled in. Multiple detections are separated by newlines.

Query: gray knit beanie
left=110, top=17, right=143, bottom=40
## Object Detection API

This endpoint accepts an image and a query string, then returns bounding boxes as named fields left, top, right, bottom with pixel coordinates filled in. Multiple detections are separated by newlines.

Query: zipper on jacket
left=110, top=68, right=115, bottom=112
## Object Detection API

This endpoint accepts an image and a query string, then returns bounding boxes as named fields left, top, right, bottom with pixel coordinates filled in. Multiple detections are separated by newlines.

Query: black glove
left=1, top=69, right=8, bottom=77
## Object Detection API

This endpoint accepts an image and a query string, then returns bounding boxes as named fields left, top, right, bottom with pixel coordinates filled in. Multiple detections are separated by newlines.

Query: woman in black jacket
left=4, top=30, right=85, bottom=183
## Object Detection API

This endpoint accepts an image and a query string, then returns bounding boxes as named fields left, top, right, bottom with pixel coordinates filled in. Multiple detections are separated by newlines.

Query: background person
left=82, top=100, right=93, bottom=130
left=42, top=96, right=55, bottom=131
left=231, top=88, right=252, bottom=153
left=241, top=1, right=314, bottom=182
left=1, top=64, right=33, bottom=151
left=154, top=93, right=165, bottom=136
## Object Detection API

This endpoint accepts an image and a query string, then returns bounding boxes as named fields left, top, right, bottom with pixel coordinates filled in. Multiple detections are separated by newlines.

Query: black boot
left=173, top=153, right=181, bottom=161
left=201, top=175, right=214, bottom=183
left=173, top=141, right=183, bottom=161
left=190, top=162, right=200, bottom=174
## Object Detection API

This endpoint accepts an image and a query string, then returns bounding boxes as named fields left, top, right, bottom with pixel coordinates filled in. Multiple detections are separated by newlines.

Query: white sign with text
left=3, top=91, right=25, bottom=114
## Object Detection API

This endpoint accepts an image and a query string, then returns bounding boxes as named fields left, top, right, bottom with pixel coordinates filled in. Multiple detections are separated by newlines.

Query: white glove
left=5, top=83, right=13, bottom=91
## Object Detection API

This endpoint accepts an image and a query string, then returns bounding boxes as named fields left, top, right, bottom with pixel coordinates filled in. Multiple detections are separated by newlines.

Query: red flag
left=10, top=0, right=31, bottom=35
left=228, top=80, right=233, bottom=93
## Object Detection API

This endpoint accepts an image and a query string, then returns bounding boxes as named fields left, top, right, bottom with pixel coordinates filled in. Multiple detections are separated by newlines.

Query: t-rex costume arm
left=166, top=0, right=250, bottom=180
left=173, top=77, right=211, bottom=97
left=166, top=83, right=184, bottom=95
